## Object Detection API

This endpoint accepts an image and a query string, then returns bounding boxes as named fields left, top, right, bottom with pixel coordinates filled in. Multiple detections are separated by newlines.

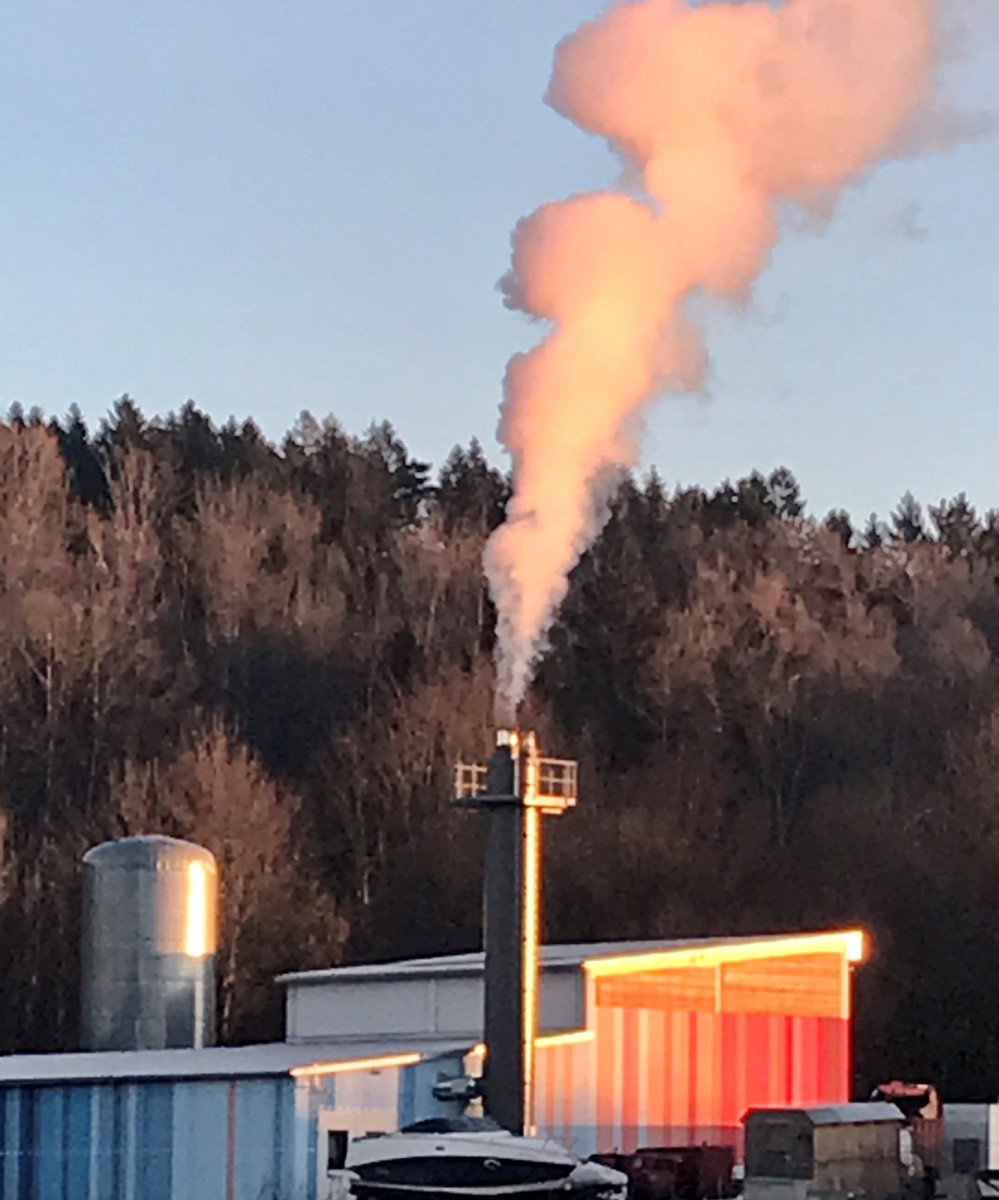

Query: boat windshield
left=398, top=1117, right=506, bottom=1134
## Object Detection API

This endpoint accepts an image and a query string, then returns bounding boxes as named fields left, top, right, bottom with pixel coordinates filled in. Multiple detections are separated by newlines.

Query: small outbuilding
left=743, top=1103, right=906, bottom=1200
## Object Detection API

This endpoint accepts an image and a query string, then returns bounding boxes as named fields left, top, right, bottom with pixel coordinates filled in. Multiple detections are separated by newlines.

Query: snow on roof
left=277, top=933, right=855, bottom=987
left=0, top=1038, right=468, bottom=1086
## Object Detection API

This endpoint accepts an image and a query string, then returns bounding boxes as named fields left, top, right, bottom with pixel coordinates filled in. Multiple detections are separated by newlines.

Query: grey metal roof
left=806, top=1104, right=905, bottom=1126
left=747, top=1103, right=904, bottom=1126
left=277, top=935, right=810, bottom=987
left=0, top=1037, right=469, bottom=1086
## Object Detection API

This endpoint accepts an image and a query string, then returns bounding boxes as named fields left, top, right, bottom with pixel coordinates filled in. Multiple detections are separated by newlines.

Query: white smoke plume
left=484, top=0, right=940, bottom=721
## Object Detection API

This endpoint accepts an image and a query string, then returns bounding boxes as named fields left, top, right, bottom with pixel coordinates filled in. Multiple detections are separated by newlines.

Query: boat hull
left=347, top=1123, right=627, bottom=1200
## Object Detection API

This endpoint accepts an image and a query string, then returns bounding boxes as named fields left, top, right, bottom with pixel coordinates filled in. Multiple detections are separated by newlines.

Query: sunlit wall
left=535, top=936, right=859, bottom=1156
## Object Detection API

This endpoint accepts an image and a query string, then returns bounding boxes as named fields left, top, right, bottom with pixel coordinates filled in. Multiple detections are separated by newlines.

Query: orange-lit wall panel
left=596, top=969, right=716, bottom=1013
left=594, top=954, right=846, bottom=1020
left=535, top=1037, right=595, bottom=1148
left=721, top=953, right=845, bottom=1018
left=579, top=1004, right=849, bottom=1153
left=533, top=951, right=854, bottom=1157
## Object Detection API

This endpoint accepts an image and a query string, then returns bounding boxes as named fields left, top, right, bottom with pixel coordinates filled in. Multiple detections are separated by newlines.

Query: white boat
left=346, top=1117, right=629, bottom=1200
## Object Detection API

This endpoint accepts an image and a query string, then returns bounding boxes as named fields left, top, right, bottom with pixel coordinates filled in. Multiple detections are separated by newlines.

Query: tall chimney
left=482, top=731, right=538, bottom=1135
left=454, top=731, right=576, bottom=1134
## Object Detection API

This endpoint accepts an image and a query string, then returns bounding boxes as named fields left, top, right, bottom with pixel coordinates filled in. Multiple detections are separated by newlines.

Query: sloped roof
left=278, top=940, right=678, bottom=985
left=747, top=1103, right=904, bottom=1126
left=809, top=1104, right=904, bottom=1126
left=0, top=1038, right=467, bottom=1086
left=277, top=931, right=863, bottom=987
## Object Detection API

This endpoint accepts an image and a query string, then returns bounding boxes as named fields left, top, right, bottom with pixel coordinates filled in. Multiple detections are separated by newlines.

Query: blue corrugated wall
left=0, top=1053, right=469, bottom=1200
left=0, top=1076, right=298, bottom=1200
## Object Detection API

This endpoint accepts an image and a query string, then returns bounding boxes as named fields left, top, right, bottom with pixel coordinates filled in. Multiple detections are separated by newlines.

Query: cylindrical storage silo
left=80, top=836, right=219, bottom=1052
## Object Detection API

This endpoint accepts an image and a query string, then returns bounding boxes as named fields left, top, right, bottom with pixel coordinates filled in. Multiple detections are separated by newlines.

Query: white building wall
left=944, top=1103, right=994, bottom=1173
left=287, top=969, right=585, bottom=1044
left=289, top=979, right=435, bottom=1041
left=990, top=1106, right=999, bottom=1170
left=433, top=978, right=484, bottom=1037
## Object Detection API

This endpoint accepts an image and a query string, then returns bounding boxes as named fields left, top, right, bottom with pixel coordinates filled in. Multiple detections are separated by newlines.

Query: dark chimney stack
left=454, top=730, right=577, bottom=1134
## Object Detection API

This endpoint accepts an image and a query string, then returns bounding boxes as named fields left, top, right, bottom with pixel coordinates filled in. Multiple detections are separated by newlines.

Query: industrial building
left=0, top=742, right=990, bottom=1199
left=0, top=762, right=871, bottom=1199
left=0, top=1039, right=468, bottom=1199
left=0, top=927, right=866, bottom=1199
left=281, top=930, right=865, bottom=1153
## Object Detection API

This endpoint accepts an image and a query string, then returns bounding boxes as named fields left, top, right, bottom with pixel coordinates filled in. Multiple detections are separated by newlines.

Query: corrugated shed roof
left=747, top=1103, right=904, bottom=1126
left=806, top=1103, right=905, bottom=1125
left=0, top=1037, right=469, bottom=1085
left=277, top=935, right=798, bottom=986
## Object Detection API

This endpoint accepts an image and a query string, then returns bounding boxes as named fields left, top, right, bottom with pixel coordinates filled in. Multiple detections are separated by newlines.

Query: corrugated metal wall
left=535, top=950, right=852, bottom=1157
left=298, top=1062, right=417, bottom=1193
left=590, top=1007, right=849, bottom=1153
left=0, top=947, right=856, bottom=1193
left=535, top=1038, right=595, bottom=1153
left=0, top=1055, right=470, bottom=1200
left=0, top=1075, right=297, bottom=1200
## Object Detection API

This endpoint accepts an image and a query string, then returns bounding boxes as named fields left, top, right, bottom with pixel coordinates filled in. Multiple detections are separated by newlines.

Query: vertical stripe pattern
left=535, top=952, right=854, bottom=1157
left=0, top=1075, right=302, bottom=1200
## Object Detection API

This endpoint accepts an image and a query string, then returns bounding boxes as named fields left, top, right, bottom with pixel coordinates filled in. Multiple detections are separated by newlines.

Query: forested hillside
left=0, top=397, right=997, bottom=1098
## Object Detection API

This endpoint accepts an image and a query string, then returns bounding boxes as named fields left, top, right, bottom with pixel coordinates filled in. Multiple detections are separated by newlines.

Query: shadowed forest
left=0, top=397, right=997, bottom=1100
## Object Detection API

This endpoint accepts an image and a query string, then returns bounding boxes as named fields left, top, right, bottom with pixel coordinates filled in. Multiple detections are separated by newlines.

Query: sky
left=0, top=1, right=997, bottom=523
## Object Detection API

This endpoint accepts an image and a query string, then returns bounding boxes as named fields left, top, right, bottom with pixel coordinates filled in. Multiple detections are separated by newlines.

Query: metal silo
left=80, top=835, right=219, bottom=1051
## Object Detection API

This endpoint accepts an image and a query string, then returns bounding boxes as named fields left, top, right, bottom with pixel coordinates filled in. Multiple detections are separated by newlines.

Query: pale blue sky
left=0, top=1, right=996, bottom=522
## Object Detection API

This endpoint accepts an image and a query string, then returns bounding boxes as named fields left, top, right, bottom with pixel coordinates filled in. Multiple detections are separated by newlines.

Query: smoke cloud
left=484, top=0, right=940, bottom=719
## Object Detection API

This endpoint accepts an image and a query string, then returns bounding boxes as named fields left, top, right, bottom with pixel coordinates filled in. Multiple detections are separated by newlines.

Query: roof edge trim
left=583, top=930, right=867, bottom=978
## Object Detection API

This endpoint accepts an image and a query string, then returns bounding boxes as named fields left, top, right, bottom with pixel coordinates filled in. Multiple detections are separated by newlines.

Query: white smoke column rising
left=484, top=0, right=938, bottom=719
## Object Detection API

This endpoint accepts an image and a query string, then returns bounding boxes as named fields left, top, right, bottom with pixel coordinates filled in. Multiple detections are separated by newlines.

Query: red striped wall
left=533, top=953, right=853, bottom=1156
left=583, top=1007, right=849, bottom=1152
